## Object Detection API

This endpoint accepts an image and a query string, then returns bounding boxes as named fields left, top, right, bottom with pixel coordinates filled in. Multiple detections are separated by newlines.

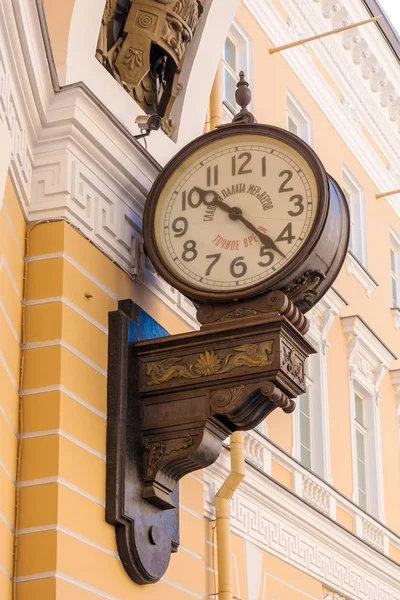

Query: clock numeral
left=182, top=240, right=198, bottom=262
left=288, top=194, right=304, bottom=217
left=232, top=152, right=252, bottom=176
left=230, top=256, right=247, bottom=278
left=278, top=170, right=294, bottom=193
left=276, top=223, right=295, bottom=244
left=258, top=247, right=275, bottom=267
left=185, top=188, right=203, bottom=209
left=205, top=253, right=221, bottom=276
left=172, top=217, right=188, bottom=238
left=261, top=156, right=267, bottom=177
left=207, top=165, right=219, bottom=186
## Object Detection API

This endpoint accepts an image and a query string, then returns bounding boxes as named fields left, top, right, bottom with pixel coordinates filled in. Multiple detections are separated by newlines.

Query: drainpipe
left=215, top=431, right=245, bottom=600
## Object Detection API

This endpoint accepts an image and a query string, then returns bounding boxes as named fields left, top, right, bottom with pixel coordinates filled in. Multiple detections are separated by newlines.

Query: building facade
left=1, top=0, right=400, bottom=599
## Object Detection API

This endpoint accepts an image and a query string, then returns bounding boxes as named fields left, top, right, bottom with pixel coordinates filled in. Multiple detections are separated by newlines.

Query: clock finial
left=233, top=71, right=256, bottom=124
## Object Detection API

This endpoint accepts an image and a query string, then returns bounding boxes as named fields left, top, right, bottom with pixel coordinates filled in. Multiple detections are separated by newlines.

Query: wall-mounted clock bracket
left=106, top=294, right=315, bottom=585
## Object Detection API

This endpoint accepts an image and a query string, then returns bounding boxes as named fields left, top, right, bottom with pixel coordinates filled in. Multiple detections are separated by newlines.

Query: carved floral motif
left=145, top=342, right=273, bottom=386
left=281, top=343, right=304, bottom=385
left=145, top=435, right=193, bottom=476
left=210, top=385, right=246, bottom=412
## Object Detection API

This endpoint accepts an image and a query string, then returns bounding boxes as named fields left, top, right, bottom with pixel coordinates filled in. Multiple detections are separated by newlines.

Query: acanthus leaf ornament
left=145, top=342, right=274, bottom=386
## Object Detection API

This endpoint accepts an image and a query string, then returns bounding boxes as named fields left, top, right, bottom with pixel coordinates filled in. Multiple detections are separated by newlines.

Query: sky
left=377, top=0, right=400, bottom=36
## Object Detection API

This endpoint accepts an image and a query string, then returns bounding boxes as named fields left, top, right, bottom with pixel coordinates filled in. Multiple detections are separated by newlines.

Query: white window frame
left=389, top=229, right=400, bottom=309
left=293, top=337, right=330, bottom=479
left=353, top=387, right=369, bottom=511
left=221, top=21, right=252, bottom=123
left=342, top=167, right=367, bottom=267
left=350, top=379, right=383, bottom=518
left=291, top=290, right=345, bottom=482
left=342, top=316, right=392, bottom=523
left=286, top=91, right=313, bottom=145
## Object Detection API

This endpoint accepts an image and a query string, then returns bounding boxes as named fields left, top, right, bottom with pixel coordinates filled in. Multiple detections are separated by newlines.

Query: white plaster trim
left=18, top=524, right=119, bottom=558
left=244, top=0, right=400, bottom=218
left=161, top=577, right=203, bottom=600
left=205, top=447, right=400, bottom=600
left=0, top=399, right=18, bottom=437
left=26, top=296, right=108, bottom=334
left=0, top=255, right=23, bottom=302
left=341, top=315, right=395, bottom=368
left=0, top=562, right=12, bottom=581
left=0, top=350, right=18, bottom=389
left=22, top=428, right=106, bottom=461
left=0, top=297, right=20, bottom=342
left=18, top=476, right=105, bottom=507
left=0, top=456, right=16, bottom=484
left=21, top=384, right=106, bottom=419
left=0, top=508, right=14, bottom=533
left=16, top=571, right=120, bottom=600
left=25, top=339, right=107, bottom=377
left=391, top=307, right=400, bottom=330
left=341, top=316, right=393, bottom=523
left=346, top=252, right=378, bottom=297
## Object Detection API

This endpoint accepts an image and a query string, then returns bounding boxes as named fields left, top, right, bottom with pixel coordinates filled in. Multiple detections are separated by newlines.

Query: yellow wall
left=15, top=220, right=201, bottom=599
left=5, top=0, right=400, bottom=598
left=0, top=178, right=25, bottom=599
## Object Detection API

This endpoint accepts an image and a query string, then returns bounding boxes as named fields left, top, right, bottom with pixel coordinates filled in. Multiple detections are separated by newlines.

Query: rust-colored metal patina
left=96, top=0, right=203, bottom=135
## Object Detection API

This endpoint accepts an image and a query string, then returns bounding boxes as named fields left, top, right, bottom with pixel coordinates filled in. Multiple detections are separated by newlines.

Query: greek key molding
left=205, top=445, right=400, bottom=600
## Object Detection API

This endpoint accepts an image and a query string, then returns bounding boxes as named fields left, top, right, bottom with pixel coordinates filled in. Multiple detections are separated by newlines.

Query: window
left=354, top=392, right=368, bottom=510
left=221, top=22, right=251, bottom=120
left=299, top=367, right=312, bottom=469
left=390, top=231, right=400, bottom=308
left=342, top=169, right=366, bottom=265
left=293, top=344, right=329, bottom=479
left=286, top=92, right=313, bottom=145
left=222, top=37, right=238, bottom=114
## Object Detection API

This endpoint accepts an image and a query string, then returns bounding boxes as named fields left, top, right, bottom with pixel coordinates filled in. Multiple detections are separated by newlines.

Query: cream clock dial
left=152, top=133, right=319, bottom=295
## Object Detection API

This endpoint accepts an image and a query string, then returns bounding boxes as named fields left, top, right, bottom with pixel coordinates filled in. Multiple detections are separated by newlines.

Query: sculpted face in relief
left=154, top=134, right=319, bottom=293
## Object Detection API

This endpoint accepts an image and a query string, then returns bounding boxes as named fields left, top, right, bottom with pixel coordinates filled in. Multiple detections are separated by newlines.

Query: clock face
left=146, top=127, right=327, bottom=301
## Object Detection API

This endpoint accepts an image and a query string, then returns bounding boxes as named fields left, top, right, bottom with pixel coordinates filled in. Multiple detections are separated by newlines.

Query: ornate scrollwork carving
left=210, top=386, right=246, bottom=412
left=281, top=343, right=304, bottom=387
left=145, top=342, right=273, bottom=385
left=96, top=0, right=203, bottom=135
left=145, top=435, right=193, bottom=478
left=284, top=270, right=326, bottom=312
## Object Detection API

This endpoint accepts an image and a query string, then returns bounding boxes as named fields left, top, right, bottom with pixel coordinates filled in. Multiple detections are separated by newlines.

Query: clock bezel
left=143, top=123, right=329, bottom=303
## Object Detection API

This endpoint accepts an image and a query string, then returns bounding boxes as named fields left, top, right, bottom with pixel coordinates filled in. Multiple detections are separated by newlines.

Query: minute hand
left=236, top=214, right=285, bottom=258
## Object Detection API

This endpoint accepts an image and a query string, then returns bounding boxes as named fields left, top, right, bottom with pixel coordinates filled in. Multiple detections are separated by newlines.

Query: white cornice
left=341, top=315, right=396, bottom=369
left=244, top=0, right=400, bottom=216
left=205, top=448, right=400, bottom=600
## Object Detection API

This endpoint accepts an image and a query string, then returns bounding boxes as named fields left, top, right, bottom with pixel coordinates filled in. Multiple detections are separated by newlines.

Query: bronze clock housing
left=105, top=121, right=350, bottom=586
left=143, top=123, right=349, bottom=311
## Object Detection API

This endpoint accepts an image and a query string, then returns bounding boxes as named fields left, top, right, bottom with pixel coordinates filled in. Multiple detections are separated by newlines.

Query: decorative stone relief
left=323, top=590, right=347, bottom=600
left=311, top=0, right=400, bottom=120
left=302, top=476, right=330, bottom=515
left=342, top=316, right=395, bottom=398
left=363, top=518, right=384, bottom=552
left=96, top=0, right=203, bottom=136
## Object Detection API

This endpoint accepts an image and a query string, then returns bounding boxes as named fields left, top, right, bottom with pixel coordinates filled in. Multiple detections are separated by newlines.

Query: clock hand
left=234, top=214, right=286, bottom=259
left=190, top=187, right=233, bottom=213
left=191, top=187, right=286, bottom=259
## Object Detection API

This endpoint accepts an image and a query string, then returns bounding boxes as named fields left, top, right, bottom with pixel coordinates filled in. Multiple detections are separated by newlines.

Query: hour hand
left=190, top=187, right=232, bottom=213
